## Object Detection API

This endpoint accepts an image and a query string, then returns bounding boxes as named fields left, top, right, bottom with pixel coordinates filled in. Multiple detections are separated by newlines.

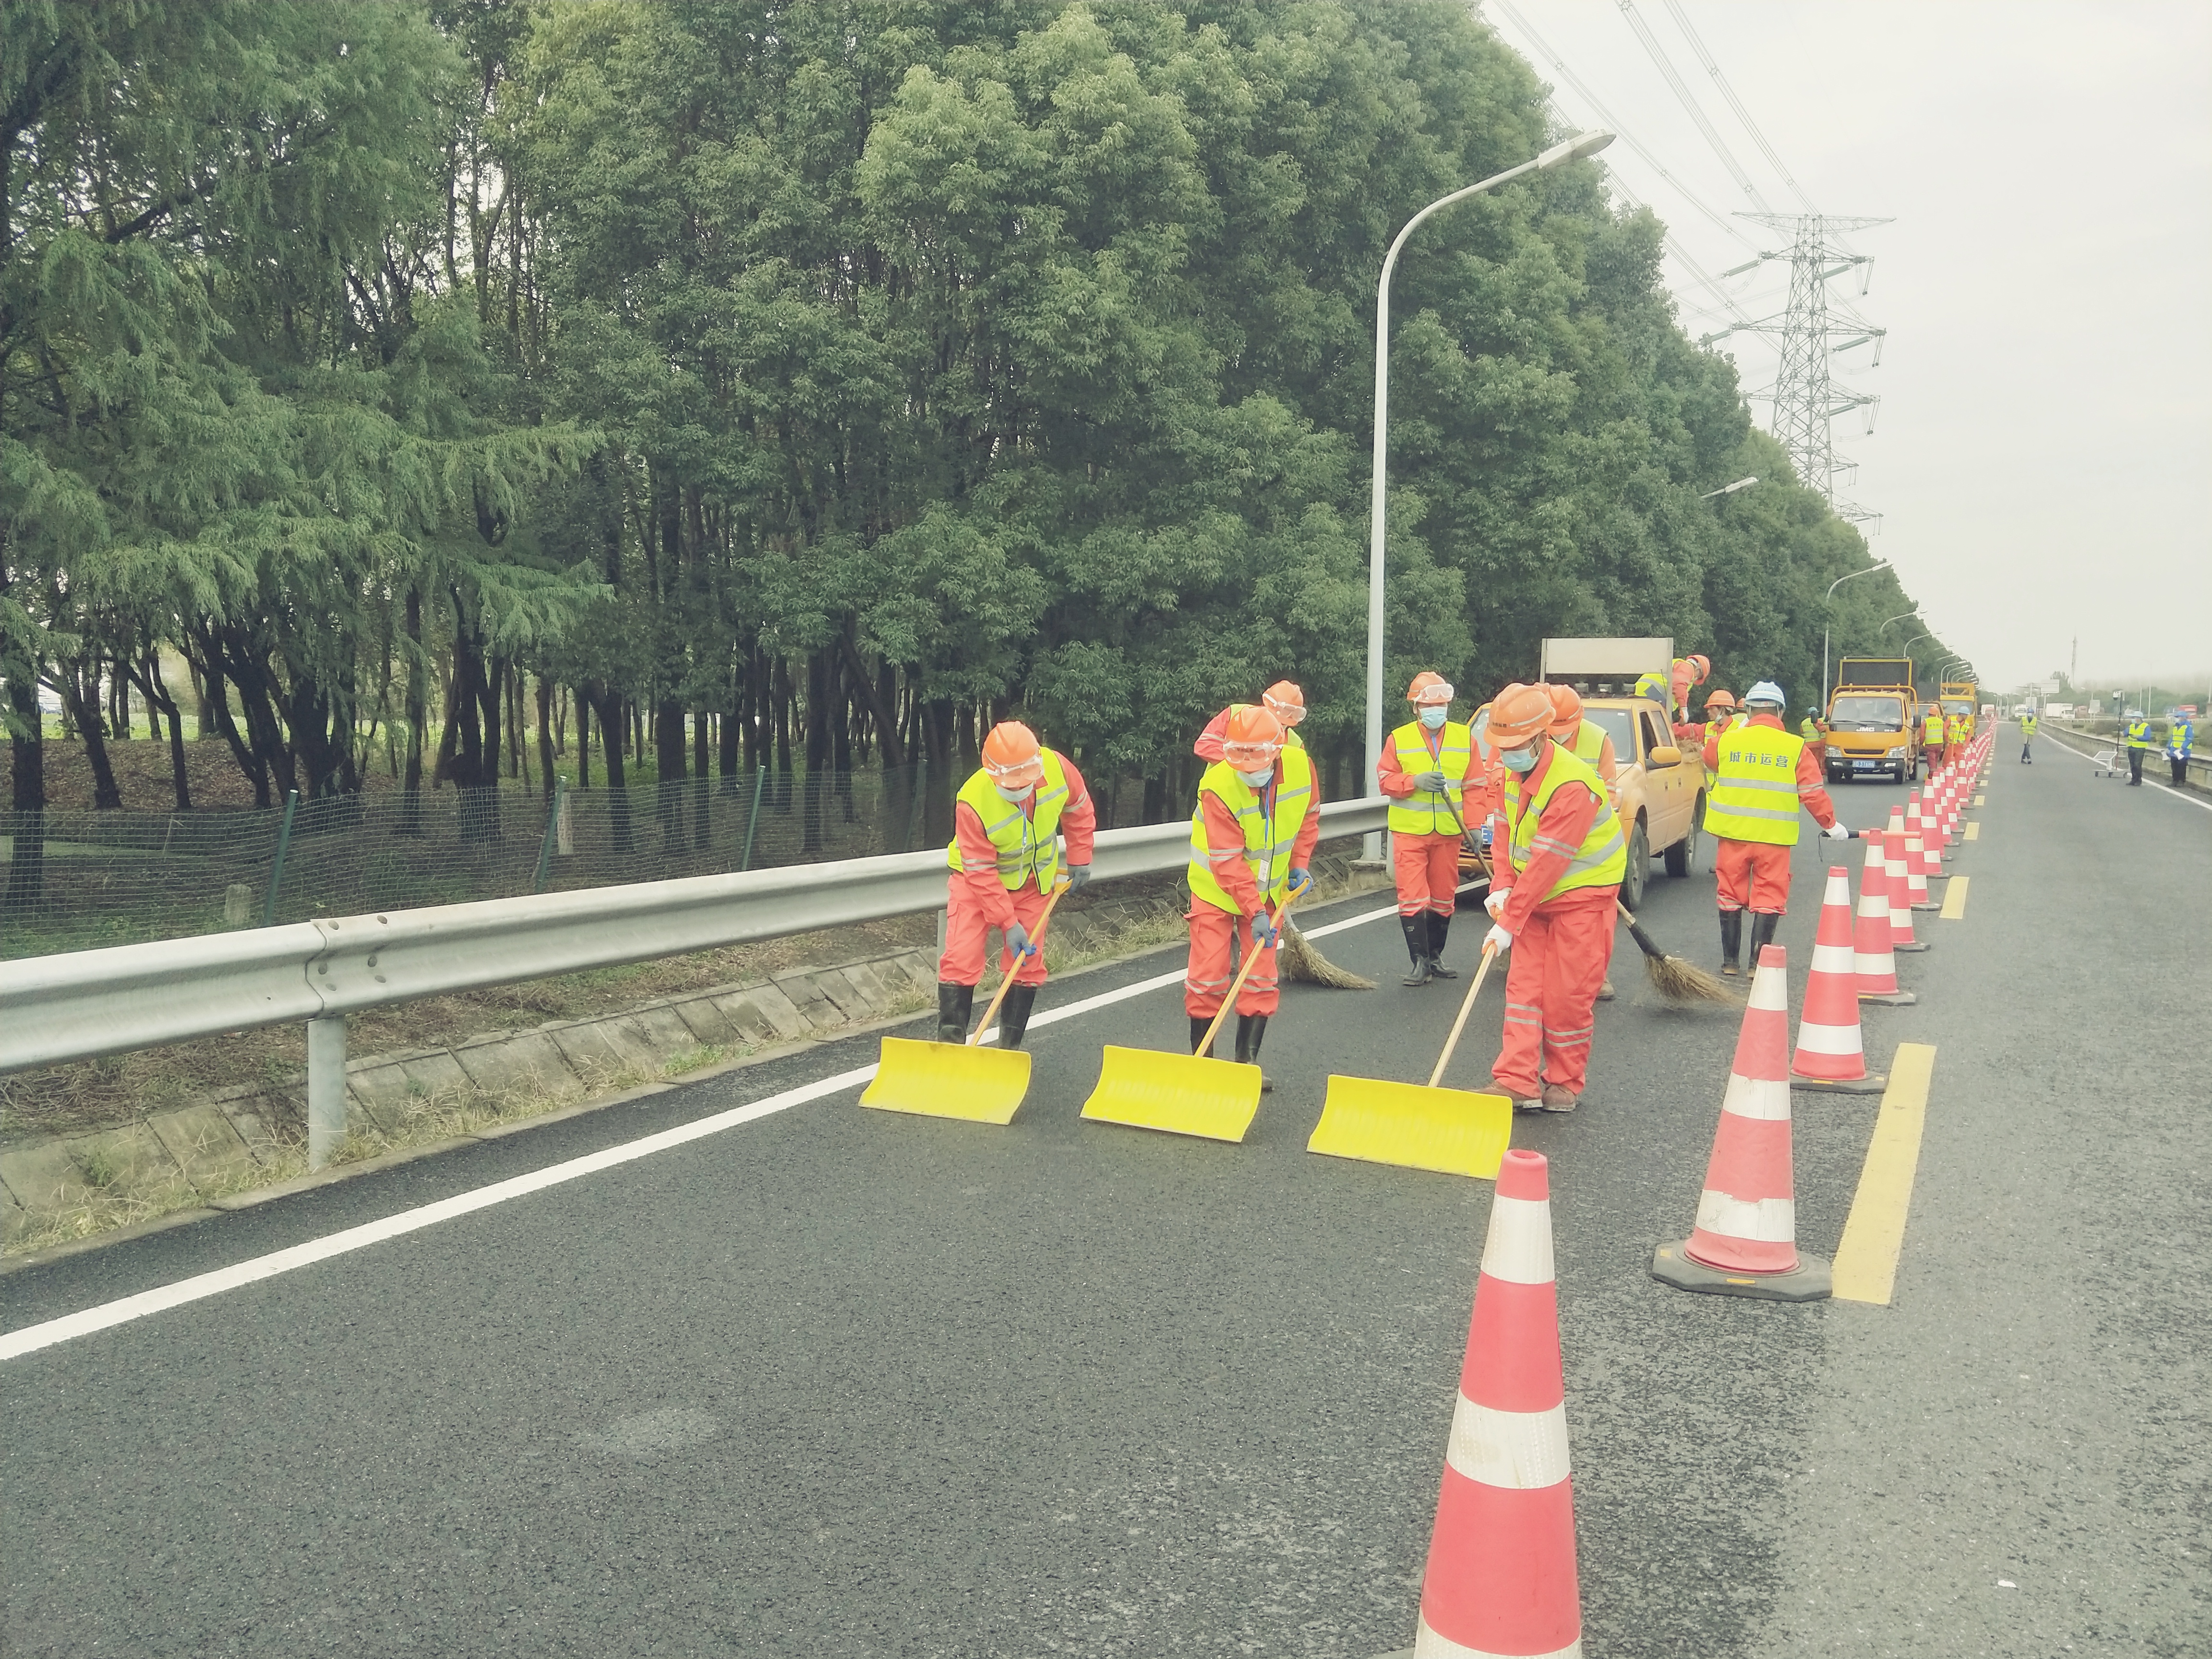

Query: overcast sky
left=1484, top=0, right=2212, bottom=692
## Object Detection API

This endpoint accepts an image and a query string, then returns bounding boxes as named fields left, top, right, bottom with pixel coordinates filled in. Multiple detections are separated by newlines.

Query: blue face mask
left=1419, top=706, right=1449, bottom=730
left=1501, top=744, right=1540, bottom=773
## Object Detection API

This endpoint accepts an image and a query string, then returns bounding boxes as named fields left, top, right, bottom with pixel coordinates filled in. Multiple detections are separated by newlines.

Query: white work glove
left=1823, top=822, right=1854, bottom=841
left=1002, top=922, right=1037, bottom=959
left=1483, top=922, right=1515, bottom=955
left=1484, top=887, right=1511, bottom=919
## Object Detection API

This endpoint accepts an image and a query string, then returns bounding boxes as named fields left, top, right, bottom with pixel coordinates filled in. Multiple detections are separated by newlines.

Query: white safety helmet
left=1745, top=680, right=1786, bottom=709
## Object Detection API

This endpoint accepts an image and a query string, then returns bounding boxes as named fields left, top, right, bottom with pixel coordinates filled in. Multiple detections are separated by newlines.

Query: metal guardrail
left=0, top=798, right=1389, bottom=1162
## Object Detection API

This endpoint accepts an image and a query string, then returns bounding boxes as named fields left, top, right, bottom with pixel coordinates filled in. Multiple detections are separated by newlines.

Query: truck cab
left=1826, top=657, right=1918, bottom=784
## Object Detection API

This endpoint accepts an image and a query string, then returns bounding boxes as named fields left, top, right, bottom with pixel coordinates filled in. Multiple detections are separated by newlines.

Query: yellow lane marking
left=1973, top=794, right=1985, bottom=805
left=1939, top=876, right=1970, bottom=919
left=1963, top=822, right=1980, bottom=841
left=1833, top=1043, right=1938, bottom=1305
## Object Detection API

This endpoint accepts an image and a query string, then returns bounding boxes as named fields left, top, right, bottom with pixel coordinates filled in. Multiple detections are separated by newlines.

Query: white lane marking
left=2045, top=733, right=2212, bottom=816
left=4, top=895, right=1415, bottom=1361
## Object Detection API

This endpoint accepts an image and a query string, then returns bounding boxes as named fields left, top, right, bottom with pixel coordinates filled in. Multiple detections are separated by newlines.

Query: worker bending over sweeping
left=938, top=721, right=1094, bottom=1048
left=1702, top=681, right=1851, bottom=977
left=1544, top=683, right=1623, bottom=1002
left=1480, top=683, right=1628, bottom=1114
left=1377, top=672, right=1480, bottom=986
left=1186, top=705, right=1321, bottom=1083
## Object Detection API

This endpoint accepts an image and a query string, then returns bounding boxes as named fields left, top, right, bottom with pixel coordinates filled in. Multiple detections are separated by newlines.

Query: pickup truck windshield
left=1582, top=707, right=1635, bottom=761
left=1830, top=695, right=1905, bottom=731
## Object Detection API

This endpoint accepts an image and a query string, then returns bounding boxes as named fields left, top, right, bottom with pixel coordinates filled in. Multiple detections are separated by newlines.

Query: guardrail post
left=262, top=788, right=300, bottom=927
left=307, top=1015, right=347, bottom=1170
left=534, top=778, right=567, bottom=893
left=739, top=763, right=767, bottom=871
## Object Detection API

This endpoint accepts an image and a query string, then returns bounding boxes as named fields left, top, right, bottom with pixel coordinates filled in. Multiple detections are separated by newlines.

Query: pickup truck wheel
left=1663, top=801, right=1697, bottom=877
left=1621, top=819, right=1650, bottom=911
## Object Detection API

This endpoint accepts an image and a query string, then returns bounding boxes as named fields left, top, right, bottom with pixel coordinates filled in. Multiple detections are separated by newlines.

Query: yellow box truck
left=1825, top=658, right=1918, bottom=785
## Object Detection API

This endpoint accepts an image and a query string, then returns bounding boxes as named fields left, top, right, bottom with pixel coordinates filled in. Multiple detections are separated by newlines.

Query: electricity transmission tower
left=1702, top=214, right=1891, bottom=527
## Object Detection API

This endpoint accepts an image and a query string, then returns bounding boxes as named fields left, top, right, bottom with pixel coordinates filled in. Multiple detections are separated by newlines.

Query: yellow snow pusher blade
left=1306, top=941, right=1511, bottom=1179
left=861, top=881, right=1069, bottom=1125
left=1079, top=890, right=1296, bottom=1144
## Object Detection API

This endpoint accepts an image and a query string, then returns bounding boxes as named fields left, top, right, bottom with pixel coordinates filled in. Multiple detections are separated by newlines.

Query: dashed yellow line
left=1939, top=876, right=1970, bottom=919
left=1973, top=794, right=1985, bottom=806
left=1963, top=822, right=1980, bottom=841
left=1832, top=1044, right=1938, bottom=1305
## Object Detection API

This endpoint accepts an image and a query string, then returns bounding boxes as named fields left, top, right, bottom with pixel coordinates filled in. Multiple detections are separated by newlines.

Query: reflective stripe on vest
left=2020, top=716, right=2037, bottom=735
left=1703, top=722, right=1808, bottom=847
left=1187, top=747, right=1316, bottom=914
left=1386, top=720, right=1472, bottom=836
left=946, top=750, right=1070, bottom=890
left=1502, top=744, right=1628, bottom=901
left=1923, top=714, right=1944, bottom=742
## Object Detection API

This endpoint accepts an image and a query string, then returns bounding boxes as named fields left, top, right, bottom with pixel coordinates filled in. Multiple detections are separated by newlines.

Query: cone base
left=1857, top=988, right=1917, bottom=1005
left=1652, top=1241, right=1832, bottom=1302
left=1911, top=901, right=1942, bottom=912
left=1790, top=1070, right=1887, bottom=1094
left=1892, top=940, right=1931, bottom=953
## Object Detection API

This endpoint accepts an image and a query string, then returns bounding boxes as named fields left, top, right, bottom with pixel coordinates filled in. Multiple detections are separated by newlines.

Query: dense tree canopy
left=3, top=0, right=1945, bottom=853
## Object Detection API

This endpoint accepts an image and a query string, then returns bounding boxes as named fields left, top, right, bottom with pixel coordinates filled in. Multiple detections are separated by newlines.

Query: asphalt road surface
left=4, top=742, right=2205, bottom=1657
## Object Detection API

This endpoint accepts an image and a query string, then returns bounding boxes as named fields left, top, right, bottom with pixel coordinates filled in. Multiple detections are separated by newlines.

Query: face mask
left=1501, top=744, right=1539, bottom=773
left=995, top=782, right=1035, bottom=803
left=1236, top=766, right=1274, bottom=788
left=1419, top=706, right=1449, bottom=729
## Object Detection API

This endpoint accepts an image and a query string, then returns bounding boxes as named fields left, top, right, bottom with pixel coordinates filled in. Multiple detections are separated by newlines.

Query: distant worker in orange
left=938, top=721, right=1095, bottom=1049
left=1675, top=686, right=1738, bottom=746
left=1920, top=703, right=1947, bottom=775
left=1480, top=683, right=1628, bottom=1113
left=1545, top=683, right=1623, bottom=1001
left=1702, top=681, right=1852, bottom=977
left=1378, top=671, right=1481, bottom=986
left=1193, top=680, right=1308, bottom=762
left=1185, top=704, right=1321, bottom=1081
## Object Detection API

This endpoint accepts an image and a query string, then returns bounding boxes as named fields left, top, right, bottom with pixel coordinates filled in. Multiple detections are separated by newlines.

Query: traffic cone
left=1791, top=864, right=1885, bottom=1094
left=1902, top=802, right=1940, bottom=910
left=1853, top=835, right=1915, bottom=1005
left=1654, top=946, right=1832, bottom=1300
left=1412, top=1148, right=1582, bottom=1658
left=1884, top=830, right=1928, bottom=953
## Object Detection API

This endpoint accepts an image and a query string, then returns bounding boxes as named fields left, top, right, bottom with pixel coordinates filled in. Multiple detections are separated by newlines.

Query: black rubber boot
left=998, top=983, right=1038, bottom=1050
left=1235, top=1013, right=1273, bottom=1092
left=1426, top=912, right=1459, bottom=978
left=1190, top=1015, right=1216, bottom=1058
left=936, top=981, right=974, bottom=1044
left=1749, top=912, right=1780, bottom=962
left=1718, top=911, right=1743, bottom=977
left=1400, top=914, right=1435, bottom=986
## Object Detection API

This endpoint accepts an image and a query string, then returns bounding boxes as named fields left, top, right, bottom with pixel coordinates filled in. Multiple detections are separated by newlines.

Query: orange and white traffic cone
left=1654, top=945, right=1832, bottom=1300
left=1884, top=830, right=1928, bottom=954
left=1902, top=802, right=1940, bottom=911
left=1412, top=1148, right=1582, bottom=1658
left=1853, top=835, right=1915, bottom=1005
left=1791, top=864, right=1886, bottom=1094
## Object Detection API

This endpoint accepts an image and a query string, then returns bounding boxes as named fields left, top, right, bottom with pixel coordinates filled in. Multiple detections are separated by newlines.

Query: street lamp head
left=1538, top=129, right=1616, bottom=170
left=1700, top=475, right=1759, bottom=500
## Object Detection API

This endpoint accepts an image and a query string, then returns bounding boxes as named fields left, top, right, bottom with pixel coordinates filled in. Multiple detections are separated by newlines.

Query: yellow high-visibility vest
left=947, top=750, right=1070, bottom=891
left=1386, top=720, right=1472, bottom=836
left=1703, top=722, right=1808, bottom=848
left=1187, top=747, right=1316, bottom=914
left=1502, top=745, right=1628, bottom=901
left=1922, top=712, right=1944, bottom=744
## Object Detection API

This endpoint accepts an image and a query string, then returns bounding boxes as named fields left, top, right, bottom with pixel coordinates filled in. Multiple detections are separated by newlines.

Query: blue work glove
left=1003, top=922, right=1037, bottom=960
left=1249, top=911, right=1280, bottom=950
left=1287, top=866, right=1311, bottom=894
left=1065, top=864, right=1092, bottom=891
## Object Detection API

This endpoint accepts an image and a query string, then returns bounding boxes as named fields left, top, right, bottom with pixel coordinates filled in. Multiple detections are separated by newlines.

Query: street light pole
left=1364, top=128, right=1615, bottom=858
left=1877, top=610, right=1918, bottom=635
left=1820, top=560, right=1893, bottom=712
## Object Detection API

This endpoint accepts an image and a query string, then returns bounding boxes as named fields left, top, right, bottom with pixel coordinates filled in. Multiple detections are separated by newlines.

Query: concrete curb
left=0, top=854, right=1389, bottom=1263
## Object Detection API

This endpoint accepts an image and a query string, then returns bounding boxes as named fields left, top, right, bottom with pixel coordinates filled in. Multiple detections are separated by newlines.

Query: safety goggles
left=1412, top=681, right=1455, bottom=706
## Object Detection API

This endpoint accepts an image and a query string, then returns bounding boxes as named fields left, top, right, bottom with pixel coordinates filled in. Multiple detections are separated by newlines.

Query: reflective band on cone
left=1902, top=804, right=1938, bottom=910
left=1852, top=838, right=1903, bottom=995
left=1884, top=830, right=1927, bottom=953
left=1414, top=1149, right=1583, bottom=1659
left=1791, top=864, right=1879, bottom=1086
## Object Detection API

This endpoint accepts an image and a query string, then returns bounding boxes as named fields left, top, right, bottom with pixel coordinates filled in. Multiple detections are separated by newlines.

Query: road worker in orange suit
left=1479, top=684, right=1628, bottom=1114
left=1702, top=681, right=1852, bottom=977
left=1377, top=671, right=1483, bottom=986
left=938, top=721, right=1095, bottom=1049
left=1544, top=683, right=1623, bottom=1001
left=1194, top=680, right=1308, bottom=762
left=1186, top=704, right=1321, bottom=1083
left=1674, top=686, right=1739, bottom=746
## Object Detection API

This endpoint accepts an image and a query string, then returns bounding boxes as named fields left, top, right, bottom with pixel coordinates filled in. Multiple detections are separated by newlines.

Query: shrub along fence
left=0, top=764, right=944, bottom=961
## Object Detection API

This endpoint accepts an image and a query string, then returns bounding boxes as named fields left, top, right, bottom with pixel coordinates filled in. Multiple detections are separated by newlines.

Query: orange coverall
left=941, top=758, right=1096, bottom=987
left=1185, top=761, right=1322, bottom=1019
left=1700, top=713, right=1838, bottom=915
left=1377, top=727, right=1485, bottom=920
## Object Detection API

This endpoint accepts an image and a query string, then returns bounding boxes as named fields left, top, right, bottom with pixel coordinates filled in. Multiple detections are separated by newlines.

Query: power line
left=1659, top=0, right=1820, bottom=215
left=1613, top=0, right=1773, bottom=214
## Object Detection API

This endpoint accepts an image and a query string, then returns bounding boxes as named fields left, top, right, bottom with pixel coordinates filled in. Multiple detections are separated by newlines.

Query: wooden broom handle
left=1426, top=943, right=1502, bottom=1088
left=1196, top=883, right=1302, bottom=1057
left=968, top=879, right=1071, bottom=1046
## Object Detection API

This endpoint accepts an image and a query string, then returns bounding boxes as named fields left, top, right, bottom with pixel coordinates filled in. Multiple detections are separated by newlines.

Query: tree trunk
left=400, top=587, right=427, bottom=835
left=57, top=660, right=124, bottom=809
left=576, top=688, right=592, bottom=790
left=587, top=681, right=632, bottom=853
left=536, top=675, right=556, bottom=797
left=923, top=697, right=957, bottom=845
left=5, top=671, right=45, bottom=909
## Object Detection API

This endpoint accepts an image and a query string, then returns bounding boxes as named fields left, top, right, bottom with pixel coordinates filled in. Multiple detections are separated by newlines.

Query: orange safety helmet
left=1220, top=703, right=1285, bottom=768
left=980, top=720, right=1045, bottom=787
left=1262, top=680, right=1306, bottom=727
left=1704, top=687, right=1737, bottom=711
left=1407, top=670, right=1455, bottom=706
left=1485, top=682, right=1556, bottom=748
left=1544, top=683, right=1584, bottom=739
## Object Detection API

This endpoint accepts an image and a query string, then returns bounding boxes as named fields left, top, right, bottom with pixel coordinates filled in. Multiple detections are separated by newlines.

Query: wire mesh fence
left=0, top=764, right=942, bottom=962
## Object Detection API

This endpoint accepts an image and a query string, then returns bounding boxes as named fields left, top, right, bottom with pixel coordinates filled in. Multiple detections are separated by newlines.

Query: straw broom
left=1279, top=912, right=1374, bottom=989
left=1475, top=853, right=1732, bottom=1006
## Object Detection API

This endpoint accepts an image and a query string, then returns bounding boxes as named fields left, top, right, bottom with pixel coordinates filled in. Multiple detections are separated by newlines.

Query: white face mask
left=1419, top=705, right=1449, bottom=729
left=995, top=782, right=1035, bottom=803
left=1236, top=766, right=1274, bottom=787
